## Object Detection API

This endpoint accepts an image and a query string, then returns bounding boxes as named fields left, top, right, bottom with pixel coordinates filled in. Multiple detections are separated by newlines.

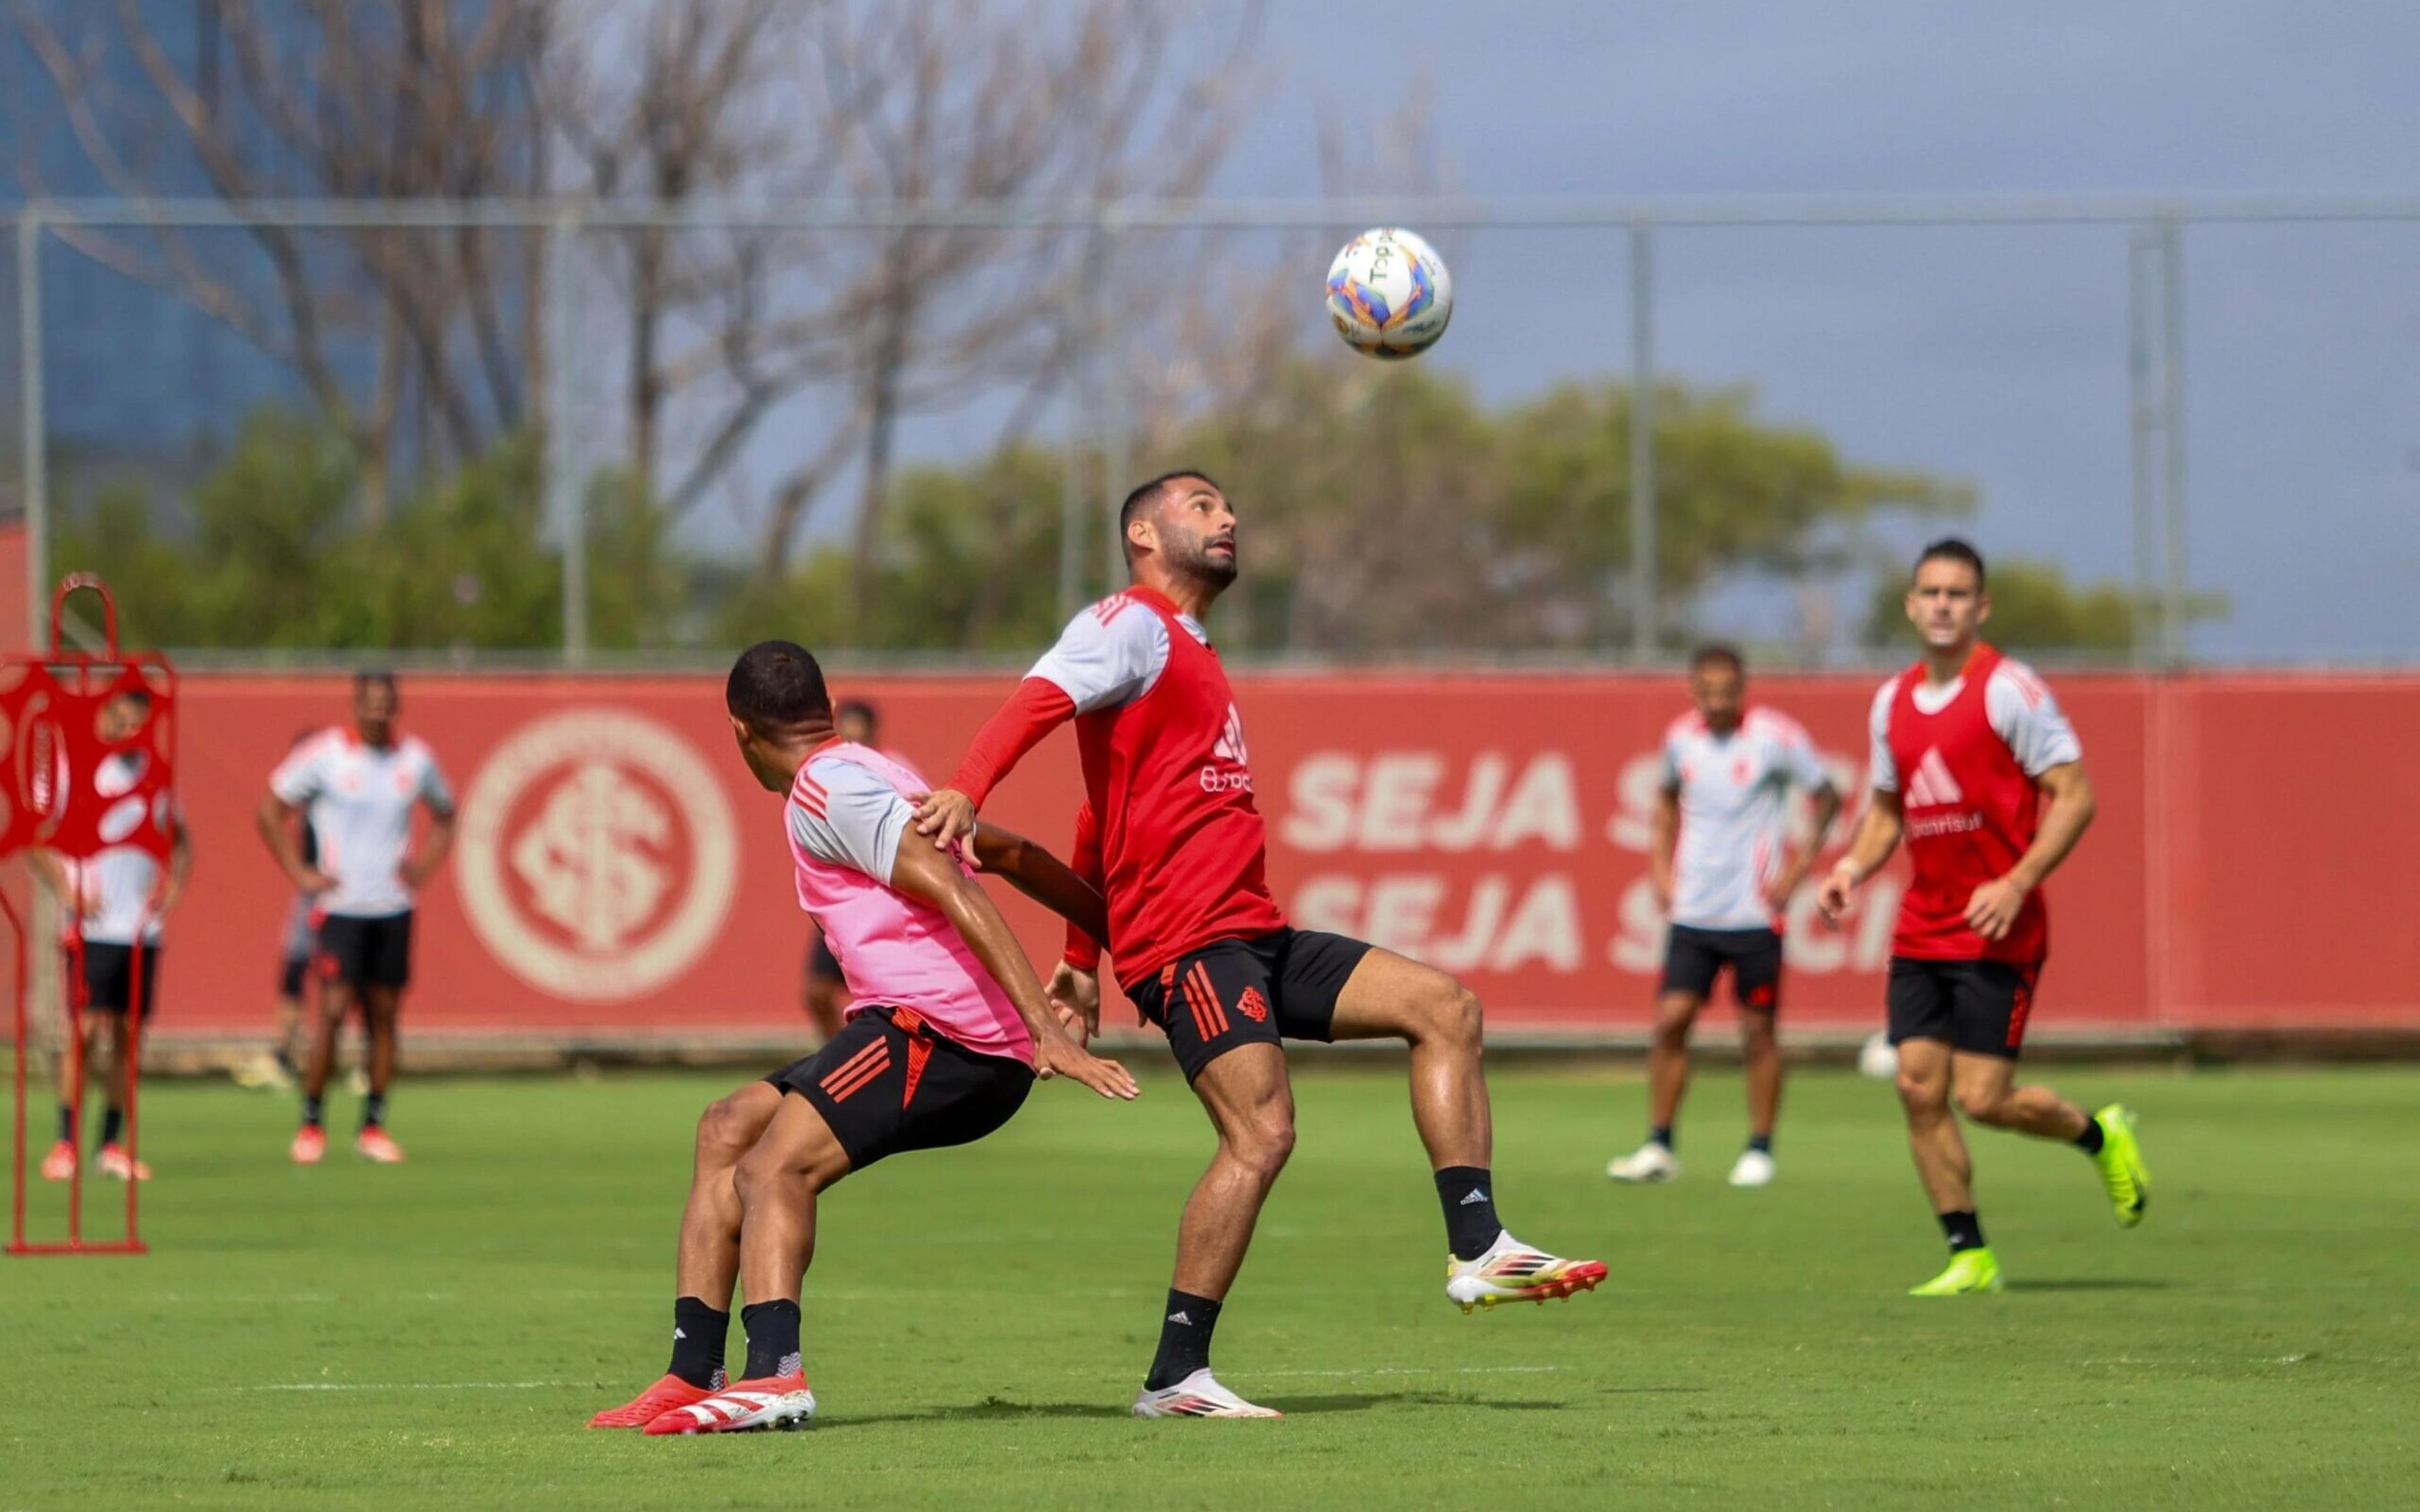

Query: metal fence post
left=1097, top=214, right=1130, bottom=598
left=18, top=210, right=47, bottom=650
left=1628, top=217, right=1657, bottom=660
left=548, top=211, right=587, bottom=667
left=2126, top=229, right=2160, bottom=660
left=2158, top=214, right=2188, bottom=668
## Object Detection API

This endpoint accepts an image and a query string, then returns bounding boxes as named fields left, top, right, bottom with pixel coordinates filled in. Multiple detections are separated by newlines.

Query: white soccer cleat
left=642, top=1372, right=815, bottom=1435
left=1727, top=1148, right=1776, bottom=1188
left=1446, top=1230, right=1608, bottom=1313
left=1606, top=1142, right=1678, bottom=1184
left=1131, top=1368, right=1282, bottom=1419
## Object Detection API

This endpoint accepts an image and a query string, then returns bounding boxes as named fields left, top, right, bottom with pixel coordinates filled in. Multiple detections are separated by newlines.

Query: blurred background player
left=231, top=730, right=328, bottom=1092
left=35, top=688, right=190, bottom=1183
left=1610, top=646, right=1838, bottom=1188
left=1819, top=538, right=2150, bottom=1295
left=914, top=471, right=1605, bottom=1419
left=256, top=670, right=456, bottom=1166
left=591, top=641, right=1133, bottom=1435
left=800, top=699, right=883, bottom=1041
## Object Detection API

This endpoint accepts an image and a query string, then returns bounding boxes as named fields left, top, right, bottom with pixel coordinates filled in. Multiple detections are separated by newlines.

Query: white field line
left=238, top=1363, right=1570, bottom=1394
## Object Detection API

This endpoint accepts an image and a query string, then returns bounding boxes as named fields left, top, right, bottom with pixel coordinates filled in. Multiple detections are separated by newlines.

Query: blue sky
left=1170, top=0, right=2420, bottom=660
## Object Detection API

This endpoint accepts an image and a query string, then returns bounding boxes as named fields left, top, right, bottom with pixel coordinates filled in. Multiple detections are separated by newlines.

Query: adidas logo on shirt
left=1903, top=747, right=1964, bottom=808
left=1212, top=704, right=1250, bottom=766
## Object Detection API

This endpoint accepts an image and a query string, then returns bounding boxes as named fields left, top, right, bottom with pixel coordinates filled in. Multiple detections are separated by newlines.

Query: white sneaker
left=1132, top=1368, right=1281, bottom=1418
left=1606, top=1142, right=1678, bottom=1183
left=1727, top=1148, right=1776, bottom=1188
left=1444, top=1230, right=1609, bottom=1313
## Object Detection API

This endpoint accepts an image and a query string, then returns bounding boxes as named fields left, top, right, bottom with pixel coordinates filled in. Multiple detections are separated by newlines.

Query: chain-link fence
left=8, top=195, right=2419, bottom=668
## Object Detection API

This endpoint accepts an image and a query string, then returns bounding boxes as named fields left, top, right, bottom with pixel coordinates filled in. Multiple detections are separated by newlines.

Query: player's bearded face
left=1160, top=493, right=1239, bottom=587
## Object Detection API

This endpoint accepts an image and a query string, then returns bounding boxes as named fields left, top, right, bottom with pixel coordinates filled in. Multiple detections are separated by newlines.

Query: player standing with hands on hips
left=1608, top=646, right=1838, bottom=1189
left=257, top=671, right=456, bottom=1166
left=1819, top=539, right=2150, bottom=1296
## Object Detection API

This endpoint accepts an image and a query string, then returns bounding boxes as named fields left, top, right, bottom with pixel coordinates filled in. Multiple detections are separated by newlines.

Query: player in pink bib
left=591, top=641, right=1136, bottom=1435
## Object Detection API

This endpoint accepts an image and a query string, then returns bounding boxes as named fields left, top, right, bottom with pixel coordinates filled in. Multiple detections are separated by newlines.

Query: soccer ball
left=1325, top=227, right=1453, bottom=360
left=1857, top=1031, right=1900, bottom=1081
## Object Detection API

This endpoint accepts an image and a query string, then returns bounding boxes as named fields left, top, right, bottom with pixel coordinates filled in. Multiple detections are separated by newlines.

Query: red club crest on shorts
left=1237, top=986, right=1270, bottom=1022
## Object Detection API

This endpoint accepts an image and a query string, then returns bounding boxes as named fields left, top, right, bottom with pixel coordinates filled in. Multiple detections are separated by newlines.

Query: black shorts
left=806, top=932, right=844, bottom=986
left=766, top=1006, right=1033, bottom=1172
left=1127, top=929, right=1374, bottom=1082
left=1660, top=925, right=1783, bottom=1011
left=317, top=911, right=414, bottom=992
left=1886, top=956, right=2043, bottom=1060
left=71, top=942, right=161, bottom=1018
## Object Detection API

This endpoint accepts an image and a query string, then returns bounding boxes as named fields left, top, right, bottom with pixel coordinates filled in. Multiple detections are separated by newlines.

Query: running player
left=587, top=641, right=1135, bottom=1434
left=802, top=699, right=883, bottom=1040
left=35, top=689, right=189, bottom=1183
left=1609, top=645, right=1838, bottom=1188
left=1818, top=538, right=2150, bottom=1295
left=256, top=671, right=456, bottom=1165
left=913, top=470, right=1606, bottom=1419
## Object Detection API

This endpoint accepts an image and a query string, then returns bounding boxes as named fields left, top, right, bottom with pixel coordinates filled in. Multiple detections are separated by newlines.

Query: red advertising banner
left=14, top=669, right=2416, bottom=1041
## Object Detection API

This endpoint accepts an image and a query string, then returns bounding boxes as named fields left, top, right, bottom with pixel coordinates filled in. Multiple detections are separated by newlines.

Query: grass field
left=4, top=1062, right=2414, bottom=1509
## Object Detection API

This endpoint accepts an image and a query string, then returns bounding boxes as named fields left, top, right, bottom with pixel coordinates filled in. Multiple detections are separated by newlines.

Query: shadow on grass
left=2005, top=1278, right=2176, bottom=1292
left=817, top=1387, right=1635, bottom=1429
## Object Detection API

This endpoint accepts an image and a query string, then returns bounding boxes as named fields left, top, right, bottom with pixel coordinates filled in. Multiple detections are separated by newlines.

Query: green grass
left=4, top=1063, right=2415, bottom=1509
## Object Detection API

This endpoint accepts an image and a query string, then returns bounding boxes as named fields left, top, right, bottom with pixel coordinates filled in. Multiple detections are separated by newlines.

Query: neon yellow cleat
left=2090, top=1104, right=2149, bottom=1228
left=1909, top=1246, right=2003, bottom=1296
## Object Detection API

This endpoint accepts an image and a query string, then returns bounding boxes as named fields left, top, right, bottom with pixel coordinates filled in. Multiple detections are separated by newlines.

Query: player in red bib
left=913, top=471, right=1605, bottom=1418
left=1819, top=539, right=2151, bottom=1297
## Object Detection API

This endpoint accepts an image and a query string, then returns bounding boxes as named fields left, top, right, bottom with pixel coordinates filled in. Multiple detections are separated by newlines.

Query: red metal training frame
left=6, top=575, right=176, bottom=1257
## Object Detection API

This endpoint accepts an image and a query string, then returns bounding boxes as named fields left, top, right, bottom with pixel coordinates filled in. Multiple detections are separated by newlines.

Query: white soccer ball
left=1857, top=1031, right=1900, bottom=1081
left=1325, top=227, right=1453, bottom=360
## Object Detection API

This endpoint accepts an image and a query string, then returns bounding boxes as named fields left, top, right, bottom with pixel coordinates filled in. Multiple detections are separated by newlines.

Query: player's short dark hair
left=1688, top=643, right=1744, bottom=677
left=1118, top=469, right=1223, bottom=558
left=835, top=699, right=878, bottom=731
left=354, top=668, right=398, bottom=699
left=727, top=641, right=831, bottom=736
left=1914, top=536, right=1987, bottom=588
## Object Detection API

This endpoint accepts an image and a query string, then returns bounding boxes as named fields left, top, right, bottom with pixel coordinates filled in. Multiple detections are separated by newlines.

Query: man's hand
left=400, top=857, right=443, bottom=891
left=151, top=874, right=187, bottom=919
left=910, top=789, right=979, bottom=851
left=1964, top=876, right=2031, bottom=942
left=291, top=866, right=337, bottom=896
left=1034, top=1031, right=1138, bottom=1101
left=1650, top=871, right=1674, bottom=915
left=1816, top=861, right=1859, bottom=925
left=1047, top=961, right=1101, bottom=1039
left=1763, top=854, right=1814, bottom=915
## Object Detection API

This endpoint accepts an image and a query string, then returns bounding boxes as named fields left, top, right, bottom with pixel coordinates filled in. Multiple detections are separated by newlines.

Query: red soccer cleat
left=589, top=1373, right=717, bottom=1429
left=643, top=1372, right=816, bottom=1435
left=96, top=1143, right=151, bottom=1181
left=291, top=1125, right=327, bottom=1165
left=355, top=1127, right=406, bottom=1164
left=40, top=1140, right=76, bottom=1181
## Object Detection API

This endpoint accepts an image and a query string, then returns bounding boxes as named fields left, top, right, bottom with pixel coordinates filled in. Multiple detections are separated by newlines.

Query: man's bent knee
left=1896, top=1068, right=1949, bottom=1118
left=1955, top=1087, right=2011, bottom=1126
left=1224, top=1114, right=1296, bottom=1187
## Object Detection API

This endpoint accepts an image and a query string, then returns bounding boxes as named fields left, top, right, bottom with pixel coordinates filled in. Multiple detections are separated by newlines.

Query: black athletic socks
left=1938, top=1210, right=1986, bottom=1254
left=2073, top=1114, right=2105, bottom=1155
left=362, top=1092, right=388, bottom=1130
left=98, top=1108, right=124, bottom=1148
left=667, top=1296, right=730, bottom=1390
left=56, top=1106, right=74, bottom=1143
left=739, top=1299, right=802, bottom=1381
left=1650, top=1125, right=1675, bottom=1152
left=1436, top=1166, right=1501, bottom=1262
left=1144, top=1290, right=1223, bottom=1392
left=301, top=1096, right=325, bottom=1129
left=1746, top=1132, right=1772, bottom=1156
